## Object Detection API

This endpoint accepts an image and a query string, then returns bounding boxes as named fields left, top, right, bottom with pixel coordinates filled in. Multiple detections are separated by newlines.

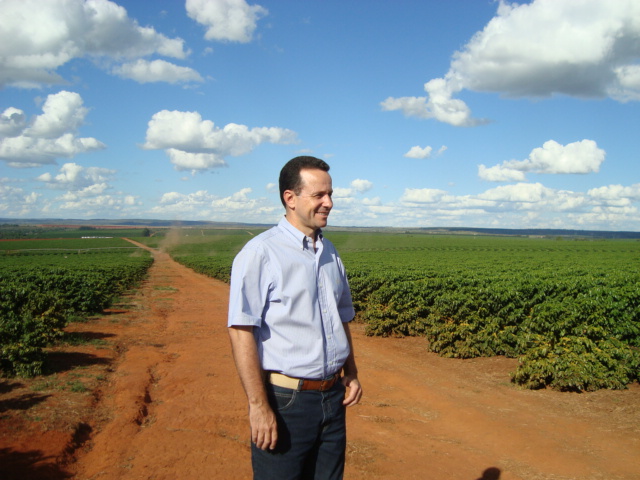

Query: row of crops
left=3, top=226, right=638, bottom=391
left=0, top=236, right=153, bottom=376
left=152, top=229, right=640, bottom=392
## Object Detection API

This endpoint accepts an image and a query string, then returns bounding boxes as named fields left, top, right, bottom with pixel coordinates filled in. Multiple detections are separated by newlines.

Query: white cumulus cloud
left=350, top=179, right=373, bottom=193
left=186, top=0, right=268, bottom=43
left=143, top=110, right=297, bottom=172
left=401, top=188, right=448, bottom=204
left=57, top=193, right=133, bottom=214
left=403, top=145, right=447, bottom=159
left=331, top=179, right=373, bottom=199
left=479, top=139, right=606, bottom=181
left=382, top=0, right=640, bottom=126
left=0, top=91, right=105, bottom=167
left=588, top=184, right=640, bottom=205
left=332, top=187, right=353, bottom=199
left=0, top=182, right=41, bottom=215
left=382, top=78, right=488, bottom=127
left=478, top=164, right=526, bottom=182
left=112, top=59, right=203, bottom=84
left=478, top=182, right=554, bottom=204
left=404, top=145, right=433, bottom=159
left=0, top=108, right=27, bottom=137
left=0, top=0, right=193, bottom=88
left=152, top=187, right=278, bottom=222
left=37, top=162, right=115, bottom=190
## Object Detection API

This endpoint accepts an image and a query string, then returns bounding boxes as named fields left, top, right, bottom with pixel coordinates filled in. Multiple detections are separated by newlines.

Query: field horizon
left=2, top=217, right=640, bottom=240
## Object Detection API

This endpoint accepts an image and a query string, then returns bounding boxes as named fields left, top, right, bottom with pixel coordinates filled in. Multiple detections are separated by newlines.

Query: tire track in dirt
left=71, top=244, right=252, bottom=479
left=68, top=241, right=640, bottom=480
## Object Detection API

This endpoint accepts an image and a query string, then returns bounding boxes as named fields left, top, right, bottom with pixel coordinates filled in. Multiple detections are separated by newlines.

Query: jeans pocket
left=270, top=386, right=297, bottom=411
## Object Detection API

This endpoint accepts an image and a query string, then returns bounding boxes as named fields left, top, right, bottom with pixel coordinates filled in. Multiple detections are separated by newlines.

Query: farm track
left=2, top=240, right=639, bottom=479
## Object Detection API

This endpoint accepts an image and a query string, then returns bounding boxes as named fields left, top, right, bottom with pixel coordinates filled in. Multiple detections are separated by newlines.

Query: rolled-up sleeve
left=336, top=256, right=355, bottom=323
left=228, top=246, right=271, bottom=328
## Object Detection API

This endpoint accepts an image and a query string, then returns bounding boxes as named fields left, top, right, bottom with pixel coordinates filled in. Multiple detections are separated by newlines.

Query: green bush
left=150, top=230, right=640, bottom=392
left=1, top=252, right=152, bottom=377
left=511, top=336, right=640, bottom=391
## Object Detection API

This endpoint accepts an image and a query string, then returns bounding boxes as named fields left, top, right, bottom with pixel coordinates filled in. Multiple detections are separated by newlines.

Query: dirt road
left=3, top=243, right=639, bottom=479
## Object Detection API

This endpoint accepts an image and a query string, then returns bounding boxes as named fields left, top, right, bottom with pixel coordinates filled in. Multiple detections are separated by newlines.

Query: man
left=228, top=156, right=362, bottom=480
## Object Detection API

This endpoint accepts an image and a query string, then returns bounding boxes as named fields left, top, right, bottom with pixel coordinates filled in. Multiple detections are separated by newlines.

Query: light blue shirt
left=228, top=217, right=355, bottom=380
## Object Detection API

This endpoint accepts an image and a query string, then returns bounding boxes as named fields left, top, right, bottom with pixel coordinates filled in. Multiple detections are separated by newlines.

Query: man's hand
left=341, top=375, right=362, bottom=406
left=249, top=402, right=278, bottom=450
left=341, top=322, right=362, bottom=406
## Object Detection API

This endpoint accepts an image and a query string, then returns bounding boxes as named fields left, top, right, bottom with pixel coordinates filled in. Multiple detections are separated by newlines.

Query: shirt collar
left=278, top=216, right=323, bottom=248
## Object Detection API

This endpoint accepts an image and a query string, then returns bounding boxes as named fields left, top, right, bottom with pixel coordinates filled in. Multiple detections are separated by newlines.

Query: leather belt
left=268, top=372, right=339, bottom=391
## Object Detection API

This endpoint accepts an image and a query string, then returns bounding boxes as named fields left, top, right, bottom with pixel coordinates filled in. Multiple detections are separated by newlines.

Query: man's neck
left=284, top=214, right=318, bottom=241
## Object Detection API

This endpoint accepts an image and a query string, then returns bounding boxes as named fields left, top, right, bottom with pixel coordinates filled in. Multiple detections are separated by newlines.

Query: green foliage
left=134, top=229, right=640, bottom=391
left=0, top=237, right=135, bottom=251
left=0, top=247, right=152, bottom=377
left=159, top=229, right=264, bottom=283
left=511, top=335, right=640, bottom=391
left=334, top=234, right=640, bottom=391
left=0, top=225, right=151, bottom=240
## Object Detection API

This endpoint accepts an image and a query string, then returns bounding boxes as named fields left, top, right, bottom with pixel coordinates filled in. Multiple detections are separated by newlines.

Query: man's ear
left=283, top=189, right=296, bottom=210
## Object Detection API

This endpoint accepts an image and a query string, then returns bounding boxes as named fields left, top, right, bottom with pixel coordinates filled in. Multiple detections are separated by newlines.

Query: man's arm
left=228, top=325, right=278, bottom=450
left=341, top=322, right=363, bottom=406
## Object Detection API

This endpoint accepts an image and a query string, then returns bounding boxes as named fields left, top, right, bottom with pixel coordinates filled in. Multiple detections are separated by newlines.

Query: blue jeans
left=252, top=380, right=347, bottom=480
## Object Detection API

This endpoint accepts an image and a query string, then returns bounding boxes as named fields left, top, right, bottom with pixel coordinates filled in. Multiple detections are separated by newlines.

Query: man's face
left=285, top=168, right=333, bottom=237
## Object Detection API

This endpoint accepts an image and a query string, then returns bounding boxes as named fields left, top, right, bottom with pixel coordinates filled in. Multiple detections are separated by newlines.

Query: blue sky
left=1, top=0, right=639, bottom=231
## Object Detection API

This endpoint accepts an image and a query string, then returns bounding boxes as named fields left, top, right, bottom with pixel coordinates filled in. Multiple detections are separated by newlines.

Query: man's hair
left=279, top=156, right=330, bottom=207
